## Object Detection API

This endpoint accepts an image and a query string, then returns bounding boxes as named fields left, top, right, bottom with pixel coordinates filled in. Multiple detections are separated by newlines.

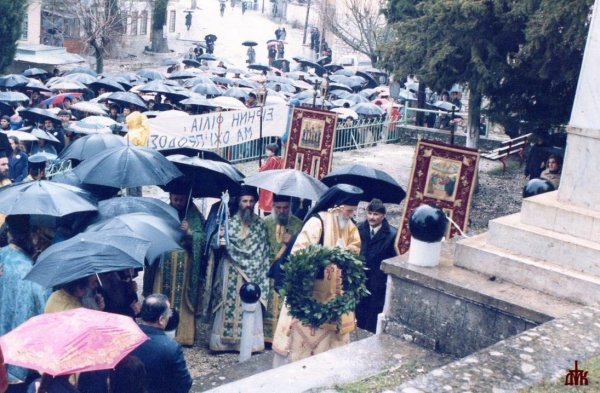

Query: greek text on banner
left=147, top=105, right=289, bottom=150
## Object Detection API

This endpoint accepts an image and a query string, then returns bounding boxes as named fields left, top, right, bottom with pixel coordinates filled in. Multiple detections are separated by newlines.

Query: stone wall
left=392, top=125, right=503, bottom=152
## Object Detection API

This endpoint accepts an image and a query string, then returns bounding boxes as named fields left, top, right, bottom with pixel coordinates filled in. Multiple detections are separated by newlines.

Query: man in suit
left=131, top=294, right=193, bottom=393
left=355, top=198, right=397, bottom=333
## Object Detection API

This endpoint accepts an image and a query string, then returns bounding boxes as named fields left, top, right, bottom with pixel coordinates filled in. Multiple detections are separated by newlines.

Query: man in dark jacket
left=131, top=294, right=193, bottom=393
left=356, top=199, right=397, bottom=333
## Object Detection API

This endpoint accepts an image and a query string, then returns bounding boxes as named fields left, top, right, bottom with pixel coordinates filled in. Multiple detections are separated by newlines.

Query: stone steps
left=455, top=233, right=600, bottom=305
left=486, top=213, right=600, bottom=276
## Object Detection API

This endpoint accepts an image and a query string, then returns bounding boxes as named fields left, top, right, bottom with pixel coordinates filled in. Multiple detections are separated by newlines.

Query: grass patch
left=321, top=360, right=424, bottom=393
left=520, top=356, right=600, bottom=392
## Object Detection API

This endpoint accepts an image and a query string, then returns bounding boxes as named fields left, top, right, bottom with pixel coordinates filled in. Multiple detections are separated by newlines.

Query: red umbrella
left=42, top=92, right=83, bottom=107
left=0, top=308, right=148, bottom=376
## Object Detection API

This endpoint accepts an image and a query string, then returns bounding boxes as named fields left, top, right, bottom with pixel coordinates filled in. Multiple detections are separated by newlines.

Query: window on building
left=169, top=10, right=176, bottom=33
left=21, top=14, right=28, bottom=40
left=131, top=11, right=138, bottom=35
left=140, top=11, right=148, bottom=35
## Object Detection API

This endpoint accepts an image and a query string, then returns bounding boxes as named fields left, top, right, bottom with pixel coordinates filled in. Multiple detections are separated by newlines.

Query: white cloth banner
left=147, top=105, right=289, bottom=150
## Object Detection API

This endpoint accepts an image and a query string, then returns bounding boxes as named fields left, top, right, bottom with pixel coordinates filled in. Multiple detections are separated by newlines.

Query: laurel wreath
left=282, top=245, right=369, bottom=330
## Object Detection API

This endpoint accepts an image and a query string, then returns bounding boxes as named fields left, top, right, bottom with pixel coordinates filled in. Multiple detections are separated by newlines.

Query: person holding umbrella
left=257, top=143, right=283, bottom=214
left=41, top=118, right=65, bottom=153
left=144, top=179, right=207, bottom=346
left=44, top=275, right=105, bottom=314
left=24, top=155, right=47, bottom=182
left=7, top=136, right=28, bottom=183
left=0, top=215, right=46, bottom=390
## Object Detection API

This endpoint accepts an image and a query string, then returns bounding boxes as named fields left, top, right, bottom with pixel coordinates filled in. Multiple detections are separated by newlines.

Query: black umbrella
left=0, top=102, right=14, bottom=117
left=0, top=74, right=30, bottom=88
left=106, top=92, right=148, bottom=110
left=96, top=196, right=180, bottom=227
left=18, top=108, right=61, bottom=124
left=0, top=180, right=98, bottom=216
left=243, top=169, right=328, bottom=200
left=22, top=68, right=49, bottom=77
left=0, top=92, right=30, bottom=104
left=242, top=40, right=258, bottom=47
left=355, top=71, right=378, bottom=89
left=64, top=72, right=98, bottom=85
left=324, top=64, right=344, bottom=72
left=64, top=67, right=98, bottom=77
left=166, top=155, right=244, bottom=198
left=223, top=87, right=250, bottom=99
left=210, top=76, right=234, bottom=86
left=59, top=133, right=127, bottom=161
left=328, top=83, right=353, bottom=93
left=89, top=78, right=126, bottom=92
left=86, top=213, right=182, bottom=263
left=183, top=59, right=201, bottom=68
left=199, top=53, right=217, bottom=61
left=351, top=102, right=386, bottom=117
left=334, top=69, right=354, bottom=77
left=191, top=83, right=222, bottom=96
left=24, top=230, right=150, bottom=288
left=168, top=70, right=197, bottom=80
left=73, top=145, right=183, bottom=188
left=179, top=96, right=219, bottom=109
left=136, top=69, right=164, bottom=81
left=321, top=164, right=406, bottom=204
left=31, top=127, right=60, bottom=143
left=159, top=147, right=230, bottom=163
left=51, top=171, right=120, bottom=201
left=316, top=55, right=331, bottom=65
left=24, top=79, right=52, bottom=92
left=298, top=60, right=327, bottom=77
left=205, top=34, right=217, bottom=42
left=248, top=63, right=271, bottom=72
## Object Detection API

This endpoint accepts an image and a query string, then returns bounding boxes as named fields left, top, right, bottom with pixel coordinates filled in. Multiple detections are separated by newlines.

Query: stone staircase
left=455, top=191, right=600, bottom=305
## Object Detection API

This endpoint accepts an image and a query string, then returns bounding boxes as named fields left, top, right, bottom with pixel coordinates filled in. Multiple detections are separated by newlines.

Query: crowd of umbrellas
left=0, top=40, right=414, bottom=379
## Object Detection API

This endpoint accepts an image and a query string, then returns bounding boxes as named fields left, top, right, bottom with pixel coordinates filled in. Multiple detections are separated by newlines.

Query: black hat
left=249, top=92, right=257, bottom=98
left=239, top=184, right=258, bottom=198
left=165, top=177, right=192, bottom=196
left=304, top=183, right=363, bottom=221
left=273, top=194, right=290, bottom=203
left=28, top=154, right=47, bottom=171
left=0, top=132, right=9, bottom=158
left=5, top=215, right=30, bottom=232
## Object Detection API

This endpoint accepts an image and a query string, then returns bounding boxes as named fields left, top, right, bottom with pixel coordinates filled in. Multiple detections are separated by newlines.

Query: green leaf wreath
left=282, top=245, right=369, bottom=330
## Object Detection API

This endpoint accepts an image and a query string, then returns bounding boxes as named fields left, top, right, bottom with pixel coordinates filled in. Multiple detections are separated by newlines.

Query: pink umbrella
left=0, top=308, right=148, bottom=376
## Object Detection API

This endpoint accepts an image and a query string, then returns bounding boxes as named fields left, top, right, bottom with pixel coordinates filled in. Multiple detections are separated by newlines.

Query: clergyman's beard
left=274, top=212, right=289, bottom=226
left=337, top=215, right=349, bottom=230
left=239, top=207, right=254, bottom=226
left=0, top=171, right=7, bottom=182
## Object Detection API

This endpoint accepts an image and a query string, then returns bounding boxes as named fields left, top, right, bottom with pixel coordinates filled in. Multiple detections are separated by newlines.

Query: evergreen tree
left=0, top=0, right=27, bottom=73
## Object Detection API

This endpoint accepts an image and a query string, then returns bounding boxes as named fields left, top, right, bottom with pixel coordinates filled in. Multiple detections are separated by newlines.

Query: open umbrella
left=199, top=53, right=217, bottom=61
left=179, top=95, right=218, bottom=108
left=1, top=130, right=37, bottom=142
left=298, top=60, right=327, bottom=77
left=31, top=127, right=60, bottom=143
left=89, top=78, right=126, bottom=92
left=70, top=101, right=108, bottom=115
left=355, top=71, right=378, bottom=89
left=208, top=96, right=246, bottom=110
left=51, top=171, right=120, bottom=201
left=136, top=69, right=164, bottom=81
left=19, top=108, right=61, bottom=124
left=24, top=230, right=150, bottom=288
left=321, top=164, right=406, bottom=204
left=0, top=180, right=98, bottom=216
left=59, top=133, right=127, bottom=161
left=223, top=87, right=250, bottom=99
left=41, top=93, right=83, bottom=107
left=0, top=308, right=148, bottom=376
left=182, top=59, right=201, bottom=68
left=168, top=70, right=197, bottom=80
left=166, top=155, right=244, bottom=198
left=25, top=79, right=52, bottom=92
left=351, top=102, right=386, bottom=117
left=66, top=121, right=112, bottom=135
left=47, top=80, right=87, bottom=91
left=248, top=63, right=271, bottom=73
left=106, top=92, right=148, bottom=110
left=73, top=145, right=182, bottom=188
left=324, top=64, right=344, bottom=73
left=80, top=116, right=117, bottom=127
left=191, top=82, right=222, bottom=96
left=159, top=147, right=230, bottom=163
left=86, top=213, right=182, bottom=262
left=96, top=196, right=180, bottom=227
left=22, top=68, right=49, bottom=77
left=0, top=92, right=30, bottom=104
left=242, top=40, right=258, bottom=47
left=63, top=73, right=98, bottom=85
left=330, top=107, right=359, bottom=120
left=244, top=169, right=328, bottom=201
left=0, top=74, right=29, bottom=88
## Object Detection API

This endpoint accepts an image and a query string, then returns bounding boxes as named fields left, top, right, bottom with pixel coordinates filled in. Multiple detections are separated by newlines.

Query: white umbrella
left=208, top=96, right=247, bottom=110
left=80, top=116, right=117, bottom=127
left=330, top=107, right=359, bottom=120
left=1, top=130, right=38, bottom=142
left=71, top=102, right=108, bottom=115
left=265, top=95, right=287, bottom=105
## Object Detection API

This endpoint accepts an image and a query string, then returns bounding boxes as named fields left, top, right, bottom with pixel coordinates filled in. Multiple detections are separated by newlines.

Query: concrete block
left=455, top=233, right=600, bottom=305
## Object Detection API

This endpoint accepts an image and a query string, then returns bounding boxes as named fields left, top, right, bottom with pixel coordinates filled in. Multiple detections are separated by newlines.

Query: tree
left=43, top=0, right=133, bottom=73
left=150, top=0, right=169, bottom=53
left=0, top=0, right=27, bottom=73
left=382, top=0, right=524, bottom=148
left=324, top=0, right=390, bottom=65
left=486, top=0, right=593, bottom=135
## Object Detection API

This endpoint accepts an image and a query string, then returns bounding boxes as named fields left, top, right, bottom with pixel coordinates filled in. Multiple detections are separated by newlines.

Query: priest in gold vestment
left=272, top=184, right=363, bottom=366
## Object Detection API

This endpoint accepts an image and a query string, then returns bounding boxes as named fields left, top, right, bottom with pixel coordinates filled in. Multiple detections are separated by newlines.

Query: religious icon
left=424, top=157, right=462, bottom=202
left=298, top=118, right=325, bottom=150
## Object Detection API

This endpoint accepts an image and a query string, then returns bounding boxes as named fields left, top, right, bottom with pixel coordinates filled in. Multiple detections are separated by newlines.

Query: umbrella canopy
left=342, top=93, right=370, bottom=105
left=183, top=59, right=201, bottom=68
left=0, top=74, right=29, bottom=88
left=159, top=147, right=230, bottom=163
left=59, top=133, right=127, bottom=161
left=1, top=130, right=37, bottom=142
left=41, top=93, right=83, bottom=107
left=0, top=308, right=148, bottom=376
left=89, top=78, right=126, bottom=92
left=351, top=102, right=386, bottom=117
left=243, top=169, right=328, bottom=200
left=324, top=64, right=344, bottom=72
left=25, top=230, right=150, bottom=288
left=47, top=80, right=87, bottom=91
left=70, top=101, right=108, bottom=115
left=355, top=71, right=378, bottom=89
left=0, top=91, right=30, bottom=104
left=179, top=95, right=217, bottom=108
left=22, top=68, right=49, bottom=77
left=191, top=82, right=222, bottom=96
left=297, top=60, right=327, bottom=77
left=51, top=171, right=120, bottom=201
left=80, top=116, right=117, bottom=127
left=330, top=107, right=359, bottom=120
left=136, top=69, right=164, bottom=81
left=199, top=53, right=217, bottom=61
left=242, top=40, right=258, bottom=47
left=97, top=196, right=180, bottom=227
left=248, top=63, right=271, bottom=72
left=321, top=164, right=406, bottom=204
left=31, top=127, right=60, bottom=143
left=63, top=73, right=98, bottom=85
left=73, top=145, right=182, bottom=188
left=223, top=87, right=250, bottom=99
left=86, top=213, right=182, bottom=262
left=66, top=121, right=112, bottom=135
left=168, top=70, right=197, bottom=80
left=25, top=79, right=52, bottom=92
left=0, top=180, right=98, bottom=216
left=166, top=154, right=244, bottom=198
left=106, top=92, right=148, bottom=110
left=208, top=96, right=246, bottom=110
left=19, top=108, right=61, bottom=124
